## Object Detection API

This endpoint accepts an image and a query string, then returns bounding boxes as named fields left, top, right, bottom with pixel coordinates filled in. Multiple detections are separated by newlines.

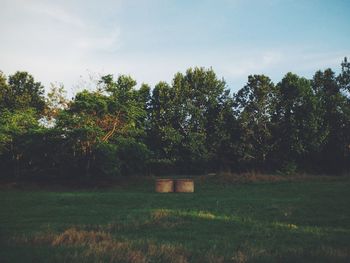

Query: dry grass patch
left=231, top=250, right=248, bottom=263
left=12, top=227, right=190, bottom=263
left=203, top=252, right=225, bottom=263
left=84, top=240, right=146, bottom=263
left=301, top=246, right=350, bottom=261
left=197, top=171, right=348, bottom=185
left=12, top=227, right=111, bottom=247
left=52, top=227, right=112, bottom=246
left=79, top=237, right=190, bottom=263
left=151, top=208, right=172, bottom=220
left=230, top=246, right=350, bottom=263
left=144, top=242, right=189, bottom=263
left=84, top=241, right=189, bottom=263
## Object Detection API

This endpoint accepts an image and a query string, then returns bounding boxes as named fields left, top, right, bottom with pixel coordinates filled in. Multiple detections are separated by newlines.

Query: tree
left=274, top=73, right=322, bottom=172
left=338, top=57, right=350, bottom=93
left=0, top=71, right=8, bottom=111
left=0, top=71, right=45, bottom=178
left=2, top=60, right=350, bottom=179
left=234, top=75, right=277, bottom=170
left=174, top=68, right=235, bottom=171
left=0, top=109, right=40, bottom=178
left=148, top=67, right=234, bottom=173
left=134, top=83, right=151, bottom=135
left=148, top=81, right=181, bottom=165
left=0, top=71, right=45, bottom=113
left=42, top=83, right=69, bottom=128
left=312, top=68, right=349, bottom=173
left=52, top=74, right=150, bottom=178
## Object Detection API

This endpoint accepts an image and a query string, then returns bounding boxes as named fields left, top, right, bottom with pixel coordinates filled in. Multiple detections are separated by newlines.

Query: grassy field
left=0, top=175, right=350, bottom=262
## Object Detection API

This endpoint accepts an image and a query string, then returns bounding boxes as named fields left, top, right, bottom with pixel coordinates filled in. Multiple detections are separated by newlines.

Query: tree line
left=1, top=58, right=350, bottom=180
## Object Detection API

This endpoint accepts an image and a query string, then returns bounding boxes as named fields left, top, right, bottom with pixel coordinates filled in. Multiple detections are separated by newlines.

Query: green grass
left=0, top=177, right=350, bottom=262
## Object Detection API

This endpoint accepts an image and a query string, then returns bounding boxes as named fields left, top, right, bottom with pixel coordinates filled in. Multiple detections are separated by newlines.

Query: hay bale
left=155, top=179, right=174, bottom=193
left=175, top=179, right=194, bottom=193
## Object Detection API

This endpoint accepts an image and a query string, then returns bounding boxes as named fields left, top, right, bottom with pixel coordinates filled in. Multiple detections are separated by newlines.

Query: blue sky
left=0, top=0, right=349, bottom=96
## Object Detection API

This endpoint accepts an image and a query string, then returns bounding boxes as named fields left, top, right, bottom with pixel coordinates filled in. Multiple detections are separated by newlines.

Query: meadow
left=0, top=175, right=350, bottom=263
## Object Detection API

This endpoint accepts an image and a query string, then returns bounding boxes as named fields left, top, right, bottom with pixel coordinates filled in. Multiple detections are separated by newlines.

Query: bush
left=115, top=137, right=151, bottom=176
left=93, top=142, right=120, bottom=177
left=277, top=161, right=298, bottom=176
left=92, top=138, right=152, bottom=177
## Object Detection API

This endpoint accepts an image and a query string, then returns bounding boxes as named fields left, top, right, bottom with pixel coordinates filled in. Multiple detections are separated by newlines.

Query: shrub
left=114, top=137, right=151, bottom=176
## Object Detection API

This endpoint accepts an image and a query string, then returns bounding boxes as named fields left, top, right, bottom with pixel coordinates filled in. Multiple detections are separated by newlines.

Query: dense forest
left=1, top=58, right=350, bottom=180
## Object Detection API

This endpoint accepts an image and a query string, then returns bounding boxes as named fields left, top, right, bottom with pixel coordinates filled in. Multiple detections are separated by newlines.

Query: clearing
left=0, top=176, right=349, bottom=262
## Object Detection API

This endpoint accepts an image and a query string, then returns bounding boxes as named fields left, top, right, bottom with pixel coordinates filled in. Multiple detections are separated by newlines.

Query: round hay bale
left=155, top=179, right=174, bottom=193
left=175, top=179, right=194, bottom=193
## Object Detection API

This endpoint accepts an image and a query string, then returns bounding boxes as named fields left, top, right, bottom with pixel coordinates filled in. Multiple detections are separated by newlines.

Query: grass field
left=0, top=175, right=350, bottom=262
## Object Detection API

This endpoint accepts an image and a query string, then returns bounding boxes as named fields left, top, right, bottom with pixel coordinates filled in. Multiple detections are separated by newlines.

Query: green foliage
left=0, top=108, right=39, bottom=156
left=94, top=143, right=120, bottom=177
left=277, top=160, right=299, bottom=176
left=234, top=75, right=277, bottom=169
left=0, top=108, right=44, bottom=178
left=312, top=68, right=350, bottom=172
left=114, top=137, right=151, bottom=176
left=92, top=138, right=151, bottom=177
left=71, top=90, right=109, bottom=116
left=148, top=67, right=233, bottom=173
left=1, top=58, right=350, bottom=179
left=0, top=71, right=45, bottom=113
left=338, top=57, right=350, bottom=92
left=274, top=73, right=322, bottom=171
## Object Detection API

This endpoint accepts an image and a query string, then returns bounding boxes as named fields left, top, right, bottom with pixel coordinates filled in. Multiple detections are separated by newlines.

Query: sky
left=0, top=0, right=349, bottom=97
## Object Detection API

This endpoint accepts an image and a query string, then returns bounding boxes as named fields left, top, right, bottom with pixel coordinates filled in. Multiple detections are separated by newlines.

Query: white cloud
left=28, top=2, right=86, bottom=28
left=74, top=28, right=121, bottom=51
left=0, top=0, right=122, bottom=97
